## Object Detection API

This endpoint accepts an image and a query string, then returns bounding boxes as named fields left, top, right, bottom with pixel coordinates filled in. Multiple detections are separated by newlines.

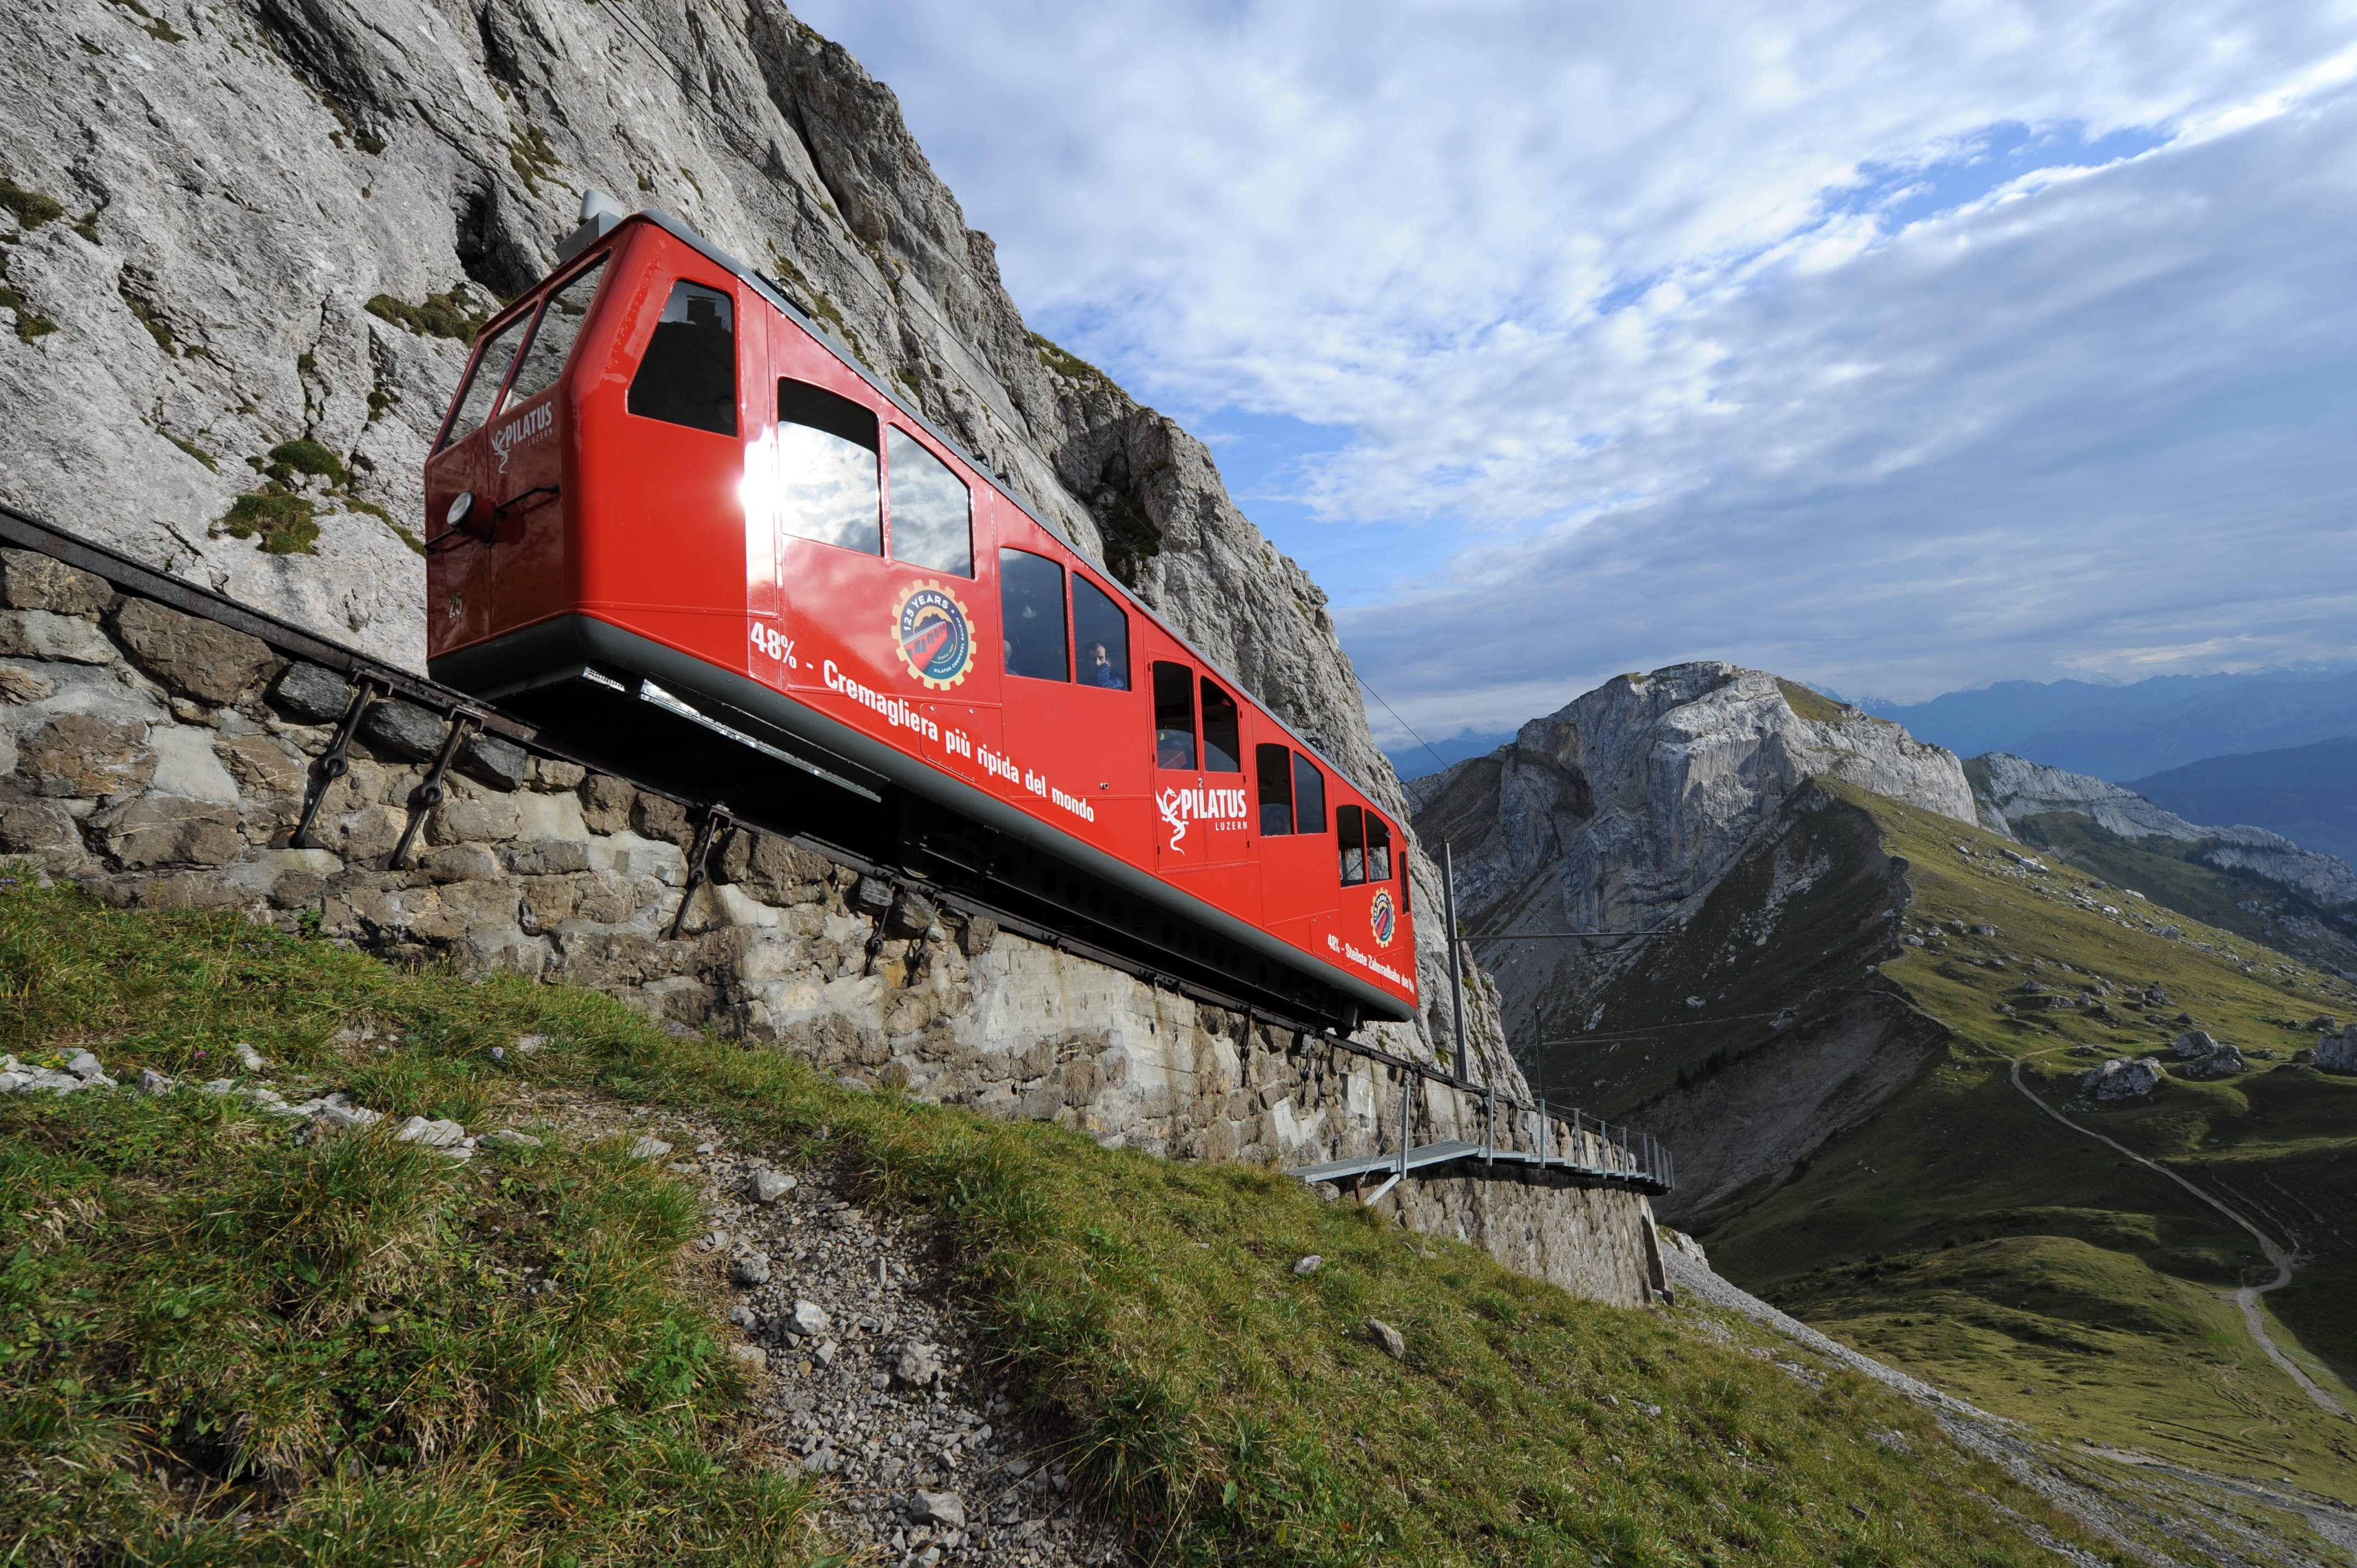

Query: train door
left=1148, top=661, right=1257, bottom=908
left=1333, top=802, right=1407, bottom=964
left=1254, top=740, right=1330, bottom=942
left=996, top=548, right=1137, bottom=850
left=879, top=421, right=998, bottom=782
left=761, top=358, right=1002, bottom=778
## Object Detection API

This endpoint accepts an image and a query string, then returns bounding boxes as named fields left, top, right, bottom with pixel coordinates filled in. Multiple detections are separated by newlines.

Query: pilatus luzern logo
left=892, top=581, right=974, bottom=691
left=1370, top=889, right=1397, bottom=948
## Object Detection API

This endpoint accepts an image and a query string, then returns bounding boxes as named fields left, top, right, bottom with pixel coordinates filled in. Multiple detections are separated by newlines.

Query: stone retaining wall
left=0, top=547, right=1665, bottom=1307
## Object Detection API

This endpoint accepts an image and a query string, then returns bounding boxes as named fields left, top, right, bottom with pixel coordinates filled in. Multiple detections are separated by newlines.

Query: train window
left=887, top=427, right=971, bottom=576
left=1201, top=679, right=1242, bottom=772
left=1000, top=549, right=1068, bottom=680
left=503, top=256, right=607, bottom=410
left=1152, top=662, right=1196, bottom=768
left=1255, top=743, right=1294, bottom=834
left=1337, top=804, right=1367, bottom=886
left=440, top=314, right=526, bottom=448
left=1072, top=574, right=1129, bottom=690
left=1365, top=813, right=1392, bottom=881
left=627, top=280, right=736, bottom=436
left=776, top=379, right=881, bottom=553
left=1291, top=751, right=1326, bottom=833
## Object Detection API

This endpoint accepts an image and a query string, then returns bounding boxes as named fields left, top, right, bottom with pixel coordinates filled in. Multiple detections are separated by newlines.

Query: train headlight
left=446, top=491, right=478, bottom=532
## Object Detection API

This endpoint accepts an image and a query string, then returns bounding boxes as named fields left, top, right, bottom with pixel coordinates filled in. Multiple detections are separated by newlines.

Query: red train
left=424, top=206, right=1416, bottom=1028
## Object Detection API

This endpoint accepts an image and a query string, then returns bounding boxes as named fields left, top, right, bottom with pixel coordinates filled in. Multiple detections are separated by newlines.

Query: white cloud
left=790, top=0, right=2357, bottom=735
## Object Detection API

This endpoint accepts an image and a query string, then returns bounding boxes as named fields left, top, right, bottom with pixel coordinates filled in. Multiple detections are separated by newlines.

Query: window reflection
left=777, top=379, right=880, bottom=554
left=887, top=427, right=971, bottom=576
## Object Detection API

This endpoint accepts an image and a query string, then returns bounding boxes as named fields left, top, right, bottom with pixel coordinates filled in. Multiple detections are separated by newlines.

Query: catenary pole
left=1442, top=842, right=1468, bottom=1082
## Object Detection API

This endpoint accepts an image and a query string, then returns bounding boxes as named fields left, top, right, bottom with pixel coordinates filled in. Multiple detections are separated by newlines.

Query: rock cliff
left=1408, top=662, right=1976, bottom=1039
left=0, top=0, right=1500, bottom=1083
left=1969, top=753, right=2357, bottom=909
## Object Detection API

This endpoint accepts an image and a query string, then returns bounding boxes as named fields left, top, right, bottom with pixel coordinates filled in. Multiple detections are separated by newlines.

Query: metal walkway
left=1290, top=1120, right=1672, bottom=1199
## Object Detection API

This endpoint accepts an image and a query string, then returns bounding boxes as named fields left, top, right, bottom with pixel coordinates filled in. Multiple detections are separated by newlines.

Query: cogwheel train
left=423, top=200, right=1416, bottom=1028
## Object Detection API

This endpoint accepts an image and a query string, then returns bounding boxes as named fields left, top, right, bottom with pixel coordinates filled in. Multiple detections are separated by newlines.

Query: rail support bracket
left=666, top=802, right=734, bottom=940
left=388, top=708, right=482, bottom=871
left=292, top=675, right=387, bottom=850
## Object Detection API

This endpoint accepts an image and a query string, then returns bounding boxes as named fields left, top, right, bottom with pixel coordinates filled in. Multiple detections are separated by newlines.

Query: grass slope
left=1603, top=786, right=2357, bottom=1499
left=0, top=880, right=2145, bottom=1566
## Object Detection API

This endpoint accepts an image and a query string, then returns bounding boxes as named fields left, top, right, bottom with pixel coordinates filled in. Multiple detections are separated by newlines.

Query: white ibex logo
left=1155, top=787, right=1188, bottom=853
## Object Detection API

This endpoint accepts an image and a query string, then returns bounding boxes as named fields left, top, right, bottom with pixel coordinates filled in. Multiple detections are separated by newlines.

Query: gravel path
left=579, top=1100, right=1134, bottom=1568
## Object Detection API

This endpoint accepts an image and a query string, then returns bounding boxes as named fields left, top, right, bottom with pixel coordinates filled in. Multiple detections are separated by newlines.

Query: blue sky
left=791, top=1, right=2357, bottom=745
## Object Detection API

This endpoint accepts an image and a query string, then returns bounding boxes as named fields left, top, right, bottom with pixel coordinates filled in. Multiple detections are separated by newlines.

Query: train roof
left=537, top=205, right=1395, bottom=818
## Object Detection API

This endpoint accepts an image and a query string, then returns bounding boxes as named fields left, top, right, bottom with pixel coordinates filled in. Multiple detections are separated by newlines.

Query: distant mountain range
left=2131, top=735, right=2357, bottom=866
left=1384, top=728, right=1514, bottom=782
left=1857, top=667, right=2357, bottom=781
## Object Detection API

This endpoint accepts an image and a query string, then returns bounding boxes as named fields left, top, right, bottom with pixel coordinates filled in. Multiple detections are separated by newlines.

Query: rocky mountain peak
left=1408, top=661, right=1977, bottom=1046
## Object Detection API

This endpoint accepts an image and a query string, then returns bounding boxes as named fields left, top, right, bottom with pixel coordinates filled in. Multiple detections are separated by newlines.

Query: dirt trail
left=2004, top=1049, right=2349, bottom=1420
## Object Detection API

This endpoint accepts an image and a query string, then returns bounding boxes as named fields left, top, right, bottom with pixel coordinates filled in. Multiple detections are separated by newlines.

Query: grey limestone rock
left=394, top=1115, right=468, bottom=1148
left=0, top=611, right=115, bottom=665
left=2170, top=1030, right=2245, bottom=1078
left=732, top=1252, right=775, bottom=1287
left=906, top=1490, right=966, bottom=1530
left=893, top=1338, right=943, bottom=1385
left=1291, top=1254, right=1323, bottom=1275
left=2082, top=1056, right=2163, bottom=1102
left=271, top=663, right=353, bottom=725
left=2315, top=1025, right=2357, bottom=1073
left=361, top=699, right=449, bottom=763
left=788, top=1299, right=832, bottom=1338
left=457, top=733, right=529, bottom=791
left=1366, top=1317, right=1407, bottom=1360
left=749, top=1167, right=796, bottom=1203
left=627, top=1135, right=674, bottom=1161
left=850, top=875, right=894, bottom=916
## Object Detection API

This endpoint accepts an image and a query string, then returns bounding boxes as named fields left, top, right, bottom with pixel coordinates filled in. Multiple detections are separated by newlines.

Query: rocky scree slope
left=0, top=0, right=1502, bottom=1084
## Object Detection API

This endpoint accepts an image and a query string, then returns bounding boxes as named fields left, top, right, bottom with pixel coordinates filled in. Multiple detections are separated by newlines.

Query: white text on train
left=1155, top=785, right=1249, bottom=853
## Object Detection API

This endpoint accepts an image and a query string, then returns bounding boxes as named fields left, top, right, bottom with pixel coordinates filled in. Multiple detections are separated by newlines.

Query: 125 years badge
left=892, top=581, right=974, bottom=691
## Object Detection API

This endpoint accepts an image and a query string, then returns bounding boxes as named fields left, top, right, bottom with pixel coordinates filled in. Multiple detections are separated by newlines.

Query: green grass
left=1773, top=679, right=1850, bottom=726
left=364, top=291, right=489, bottom=343
left=0, top=879, right=2145, bottom=1565
left=1642, top=785, right=2357, bottom=1498
left=220, top=490, right=321, bottom=555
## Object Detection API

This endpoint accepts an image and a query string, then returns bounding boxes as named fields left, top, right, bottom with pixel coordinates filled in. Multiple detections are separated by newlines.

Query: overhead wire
left=1355, top=673, right=1454, bottom=780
